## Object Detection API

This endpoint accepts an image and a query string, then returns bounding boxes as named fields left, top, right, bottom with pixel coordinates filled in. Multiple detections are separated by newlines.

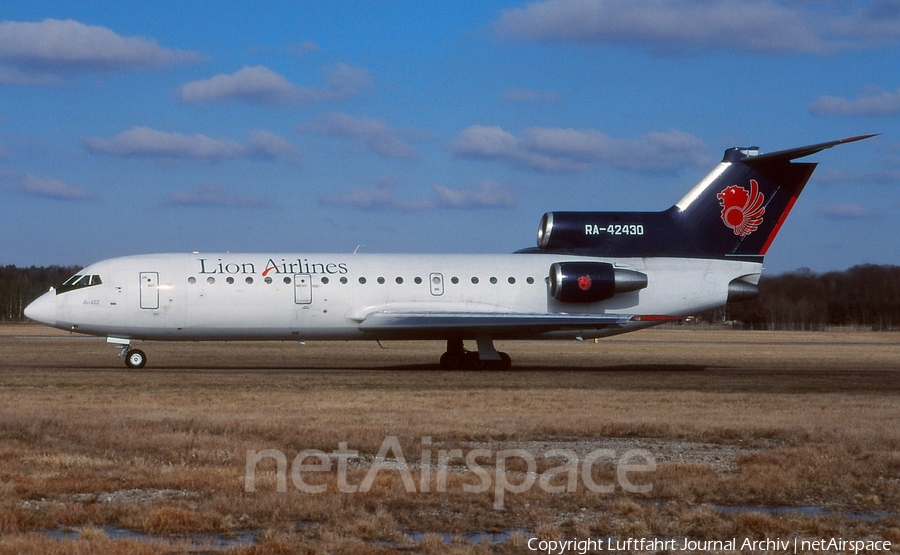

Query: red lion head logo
left=717, top=179, right=765, bottom=236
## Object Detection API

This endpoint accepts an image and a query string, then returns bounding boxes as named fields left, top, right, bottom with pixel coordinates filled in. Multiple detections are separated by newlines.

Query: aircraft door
left=429, top=273, right=444, bottom=296
left=294, top=274, right=312, bottom=304
left=139, top=272, right=159, bottom=309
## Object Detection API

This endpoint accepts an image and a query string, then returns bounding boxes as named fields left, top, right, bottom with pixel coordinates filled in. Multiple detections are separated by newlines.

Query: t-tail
left=526, top=134, right=877, bottom=262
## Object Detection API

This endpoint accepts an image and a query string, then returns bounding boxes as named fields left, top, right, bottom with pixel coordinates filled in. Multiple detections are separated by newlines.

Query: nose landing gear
left=108, top=337, right=147, bottom=369
left=124, top=348, right=147, bottom=369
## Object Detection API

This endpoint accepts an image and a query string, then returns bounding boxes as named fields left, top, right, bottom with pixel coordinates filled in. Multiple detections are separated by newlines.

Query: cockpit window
left=57, top=274, right=103, bottom=294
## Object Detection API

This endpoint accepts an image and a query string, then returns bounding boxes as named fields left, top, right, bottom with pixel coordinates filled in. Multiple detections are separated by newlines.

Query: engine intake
left=549, top=262, right=648, bottom=303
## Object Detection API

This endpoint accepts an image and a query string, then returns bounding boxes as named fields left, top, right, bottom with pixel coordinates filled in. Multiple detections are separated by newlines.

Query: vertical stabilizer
left=670, top=135, right=876, bottom=259
left=524, top=135, right=876, bottom=260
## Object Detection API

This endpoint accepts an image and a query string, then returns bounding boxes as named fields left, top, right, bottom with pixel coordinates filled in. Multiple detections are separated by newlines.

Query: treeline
left=0, top=265, right=80, bottom=322
left=2, top=264, right=899, bottom=329
left=701, top=264, right=900, bottom=331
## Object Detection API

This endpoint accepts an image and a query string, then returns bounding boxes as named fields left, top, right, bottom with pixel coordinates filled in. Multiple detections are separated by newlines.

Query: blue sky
left=1, top=1, right=898, bottom=274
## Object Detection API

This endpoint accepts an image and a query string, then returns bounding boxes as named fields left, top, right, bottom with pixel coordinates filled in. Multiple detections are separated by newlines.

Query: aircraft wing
left=357, top=311, right=680, bottom=336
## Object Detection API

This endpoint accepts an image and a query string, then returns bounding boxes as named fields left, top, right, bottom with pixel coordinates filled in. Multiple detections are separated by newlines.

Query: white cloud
left=819, top=203, right=878, bottom=219
left=285, top=40, right=321, bottom=57
left=448, top=125, right=591, bottom=172
left=246, top=130, right=303, bottom=164
left=428, top=180, right=517, bottom=209
left=319, top=178, right=397, bottom=209
left=501, top=88, right=561, bottom=103
left=165, top=184, right=269, bottom=208
left=0, top=66, right=60, bottom=85
left=85, top=127, right=244, bottom=159
left=178, top=66, right=297, bottom=103
left=303, top=112, right=424, bottom=159
left=810, top=86, right=900, bottom=117
left=495, top=0, right=900, bottom=55
left=324, top=62, right=372, bottom=91
left=178, top=62, right=371, bottom=104
left=0, top=19, right=201, bottom=78
left=449, top=125, right=709, bottom=172
left=319, top=178, right=516, bottom=210
left=6, top=175, right=91, bottom=200
left=84, top=126, right=299, bottom=163
left=813, top=167, right=900, bottom=187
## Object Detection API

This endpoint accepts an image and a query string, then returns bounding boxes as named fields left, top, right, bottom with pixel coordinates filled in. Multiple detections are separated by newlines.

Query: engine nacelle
left=538, top=212, right=580, bottom=249
left=549, top=262, right=648, bottom=303
left=537, top=211, right=657, bottom=251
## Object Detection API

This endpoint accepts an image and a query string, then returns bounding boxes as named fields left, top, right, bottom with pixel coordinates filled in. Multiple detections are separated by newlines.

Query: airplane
left=24, top=134, right=875, bottom=370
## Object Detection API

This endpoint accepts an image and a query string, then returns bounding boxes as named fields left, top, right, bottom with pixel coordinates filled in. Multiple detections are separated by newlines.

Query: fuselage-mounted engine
left=549, top=261, right=647, bottom=303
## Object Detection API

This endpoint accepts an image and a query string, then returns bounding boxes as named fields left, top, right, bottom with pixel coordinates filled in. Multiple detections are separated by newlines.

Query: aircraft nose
left=24, top=290, right=57, bottom=327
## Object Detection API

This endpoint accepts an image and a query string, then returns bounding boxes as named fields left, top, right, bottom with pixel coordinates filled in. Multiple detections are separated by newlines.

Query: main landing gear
left=108, top=337, right=146, bottom=369
left=439, top=338, right=511, bottom=370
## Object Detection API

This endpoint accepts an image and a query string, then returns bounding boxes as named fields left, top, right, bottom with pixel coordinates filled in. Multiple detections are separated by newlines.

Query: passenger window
left=471, top=277, right=479, bottom=284
left=226, top=277, right=235, bottom=284
left=340, top=277, right=348, bottom=284
left=395, top=277, right=403, bottom=284
left=188, top=277, right=197, bottom=284
left=508, top=277, right=516, bottom=284
left=265, top=277, right=273, bottom=284
left=414, top=277, right=422, bottom=284
left=490, top=277, right=498, bottom=284
left=321, top=277, right=329, bottom=284
left=245, top=277, right=254, bottom=284
left=207, top=277, right=216, bottom=284
left=526, top=277, right=535, bottom=284
left=359, top=277, right=367, bottom=284
left=377, top=277, right=385, bottom=284
left=283, top=277, right=291, bottom=284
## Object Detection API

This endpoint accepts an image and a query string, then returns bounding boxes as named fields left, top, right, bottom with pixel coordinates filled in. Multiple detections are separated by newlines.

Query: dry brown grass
left=0, top=323, right=897, bottom=553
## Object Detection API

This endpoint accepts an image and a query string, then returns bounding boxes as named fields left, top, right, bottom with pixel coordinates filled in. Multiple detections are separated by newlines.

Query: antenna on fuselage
left=353, top=244, right=364, bottom=254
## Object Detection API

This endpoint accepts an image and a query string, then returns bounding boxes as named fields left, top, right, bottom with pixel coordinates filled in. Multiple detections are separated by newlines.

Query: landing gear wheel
left=125, top=349, right=147, bottom=369
left=439, top=352, right=464, bottom=369
left=498, top=352, right=512, bottom=370
left=438, top=339, right=512, bottom=370
left=440, top=339, right=467, bottom=369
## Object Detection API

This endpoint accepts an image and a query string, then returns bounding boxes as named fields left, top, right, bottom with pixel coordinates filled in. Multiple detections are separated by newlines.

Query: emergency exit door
left=139, top=272, right=159, bottom=309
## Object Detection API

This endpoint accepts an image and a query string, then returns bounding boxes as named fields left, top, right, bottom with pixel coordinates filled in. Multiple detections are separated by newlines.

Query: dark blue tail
left=525, top=135, right=876, bottom=261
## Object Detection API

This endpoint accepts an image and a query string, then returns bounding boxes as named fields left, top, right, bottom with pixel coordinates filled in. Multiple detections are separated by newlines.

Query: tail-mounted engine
left=538, top=212, right=583, bottom=250
left=536, top=211, right=662, bottom=253
left=549, top=262, right=648, bottom=303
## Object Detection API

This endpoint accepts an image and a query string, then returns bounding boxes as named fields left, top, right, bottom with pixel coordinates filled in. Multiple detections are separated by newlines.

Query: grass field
left=0, top=324, right=898, bottom=553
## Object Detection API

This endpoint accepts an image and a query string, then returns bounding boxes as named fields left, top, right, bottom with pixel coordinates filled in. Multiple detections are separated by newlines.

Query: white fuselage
left=27, top=252, right=760, bottom=342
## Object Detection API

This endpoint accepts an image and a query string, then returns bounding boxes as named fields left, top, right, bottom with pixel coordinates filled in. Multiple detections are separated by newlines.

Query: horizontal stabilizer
left=741, top=134, right=879, bottom=165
